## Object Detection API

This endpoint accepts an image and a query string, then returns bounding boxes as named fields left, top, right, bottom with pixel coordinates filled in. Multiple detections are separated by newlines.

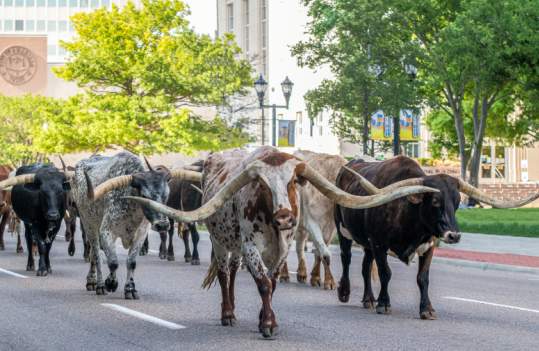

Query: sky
left=184, top=0, right=217, bottom=36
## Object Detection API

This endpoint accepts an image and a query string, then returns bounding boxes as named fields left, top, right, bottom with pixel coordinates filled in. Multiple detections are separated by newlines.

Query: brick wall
left=479, top=183, right=539, bottom=207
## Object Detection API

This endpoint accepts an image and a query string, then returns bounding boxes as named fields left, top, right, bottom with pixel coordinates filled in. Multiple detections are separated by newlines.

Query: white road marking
left=0, top=268, right=28, bottom=279
left=289, top=271, right=298, bottom=275
left=101, top=303, right=186, bottom=330
left=56, top=235, right=65, bottom=239
left=444, top=296, right=539, bottom=314
left=149, top=249, right=159, bottom=254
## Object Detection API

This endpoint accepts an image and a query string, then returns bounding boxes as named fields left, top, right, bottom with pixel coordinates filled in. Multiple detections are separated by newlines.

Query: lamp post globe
left=281, top=76, right=294, bottom=108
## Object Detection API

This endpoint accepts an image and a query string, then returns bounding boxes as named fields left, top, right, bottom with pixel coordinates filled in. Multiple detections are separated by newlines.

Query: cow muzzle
left=273, top=209, right=296, bottom=231
left=441, top=231, right=461, bottom=244
left=46, top=211, right=61, bottom=221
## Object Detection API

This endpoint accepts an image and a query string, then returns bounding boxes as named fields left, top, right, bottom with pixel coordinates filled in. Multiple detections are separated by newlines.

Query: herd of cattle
left=0, top=146, right=537, bottom=338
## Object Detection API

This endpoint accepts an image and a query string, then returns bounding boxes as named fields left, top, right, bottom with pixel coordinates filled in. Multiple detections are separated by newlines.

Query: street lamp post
left=393, top=63, right=417, bottom=156
left=254, top=74, right=294, bottom=146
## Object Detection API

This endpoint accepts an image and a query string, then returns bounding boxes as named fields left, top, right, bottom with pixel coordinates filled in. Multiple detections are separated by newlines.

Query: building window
left=47, top=20, right=56, bottom=32
left=58, top=20, right=67, bottom=32
left=69, top=0, right=77, bottom=6
left=37, top=0, right=45, bottom=6
left=59, top=0, right=66, bottom=6
left=243, top=0, right=249, bottom=53
left=90, top=0, right=98, bottom=8
left=48, top=45, right=57, bottom=56
left=319, top=126, right=323, bottom=136
left=47, top=0, right=56, bottom=6
left=25, top=20, right=35, bottom=32
left=15, top=0, right=24, bottom=6
left=15, top=20, right=24, bottom=31
left=25, top=0, right=35, bottom=6
left=36, top=20, right=46, bottom=31
left=226, top=3, right=234, bottom=32
left=4, top=20, right=13, bottom=31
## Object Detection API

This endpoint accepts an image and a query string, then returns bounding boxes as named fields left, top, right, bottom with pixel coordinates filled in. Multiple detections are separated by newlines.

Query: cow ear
left=63, top=181, right=71, bottom=191
left=407, top=194, right=423, bottom=204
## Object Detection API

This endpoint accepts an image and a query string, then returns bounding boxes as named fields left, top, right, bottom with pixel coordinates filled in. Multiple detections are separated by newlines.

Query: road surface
left=0, top=224, right=538, bottom=350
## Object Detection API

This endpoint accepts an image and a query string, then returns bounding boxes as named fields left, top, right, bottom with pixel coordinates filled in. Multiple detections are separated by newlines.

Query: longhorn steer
left=0, top=165, right=18, bottom=252
left=0, top=164, right=70, bottom=275
left=127, top=146, right=437, bottom=338
left=280, top=151, right=346, bottom=290
left=335, top=156, right=539, bottom=320
left=72, top=152, right=199, bottom=298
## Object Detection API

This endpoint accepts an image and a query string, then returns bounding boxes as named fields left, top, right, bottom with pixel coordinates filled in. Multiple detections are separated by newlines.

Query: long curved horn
left=84, top=170, right=133, bottom=201
left=343, top=166, right=424, bottom=195
left=125, top=161, right=264, bottom=222
left=170, top=169, right=203, bottom=183
left=297, top=163, right=438, bottom=209
left=58, top=155, right=67, bottom=172
left=143, top=156, right=154, bottom=172
left=190, top=183, right=203, bottom=194
left=0, top=174, right=35, bottom=190
left=456, top=178, right=539, bottom=208
left=183, top=164, right=203, bottom=172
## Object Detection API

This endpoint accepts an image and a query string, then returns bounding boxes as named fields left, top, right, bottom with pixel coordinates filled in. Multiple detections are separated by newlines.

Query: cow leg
left=418, top=246, right=436, bottom=320
left=24, top=223, right=34, bottom=271
left=279, top=261, right=290, bottom=283
left=373, top=248, right=392, bottom=314
left=228, top=253, right=241, bottom=312
left=35, top=236, right=48, bottom=277
left=88, top=233, right=105, bottom=294
left=139, top=236, right=149, bottom=256
left=361, top=248, right=376, bottom=308
left=0, top=212, right=8, bottom=250
left=81, top=222, right=90, bottom=263
left=181, top=225, right=192, bottom=262
left=100, top=231, right=119, bottom=294
left=322, top=255, right=336, bottom=290
left=337, top=231, right=353, bottom=303
left=67, top=219, right=76, bottom=256
left=310, top=255, right=321, bottom=287
left=158, top=231, right=167, bottom=260
left=242, top=242, right=277, bottom=338
left=189, top=223, right=200, bottom=265
left=295, top=227, right=308, bottom=283
left=45, top=241, right=53, bottom=273
left=16, top=231, right=23, bottom=254
left=213, top=242, right=235, bottom=326
left=166, top=218, right=175, bottom=261
left=124, top=223, right=148, bottom=300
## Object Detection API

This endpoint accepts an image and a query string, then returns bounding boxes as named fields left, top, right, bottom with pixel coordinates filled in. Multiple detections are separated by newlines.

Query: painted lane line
left=443, top=296, right=539, bottom=314
left=0, top=268, right=28, bottom=279
left=101, top=303, right=186, bottom=330
left=56, top=235, right=65, bottom=238
left=148, top=249, right=159, bottom=254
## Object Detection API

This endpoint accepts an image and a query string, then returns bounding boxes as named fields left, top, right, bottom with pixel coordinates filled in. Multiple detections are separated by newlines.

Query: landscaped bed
left=456, top=208, right=539, bottom=238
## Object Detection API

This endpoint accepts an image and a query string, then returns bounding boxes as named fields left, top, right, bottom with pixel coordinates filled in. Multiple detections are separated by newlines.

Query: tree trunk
left=453, top=109, right=467, bottom=181
left=468, top=96, right=489, bottom=187
left=362, top=90, right=370, bottom=155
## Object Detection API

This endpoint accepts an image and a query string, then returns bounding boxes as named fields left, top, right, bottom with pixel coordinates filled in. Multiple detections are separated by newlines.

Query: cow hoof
left=96, top=286, right=107, bottom=295
left=86, top=282, right=96, bottom=291
left=279, top=275, right=290, bottom=283
left=324, top=279, right=336, bottom=290
left=184, top=256, right=192, bottom=263
left=310, top=276, right=321, bottom=287
left=296, top=274, right=307, bottom=283
left=17, top=247, right=24, bottom=254
left=221, top=317, right=237, bottom=326
left=68, top=247, right=75, bottom=257
left=84, top=256, right=90, bottom=263
left=337, top=284, right=350, bottom=303
left=47, top=267, right=52, bottom=274
left=191, top=259, right=200, bottom=266
left=159, top=252, right=167, bottom=260
left=376, top=304, right=392, bottom=315
left=105, top=277, right=118, bottom=292
left=420, top=309, right=437, bottom=320
left=36, top=269, right=48, bottom=277
left=26, top=265, right=35, bottom=272
left=125, top=290, right=140, bottom=300
left=139, top=248, right=147, bottom=256
left=362, top=299, right=375, bottom=309
left=167, top=255, right=175, bottom=262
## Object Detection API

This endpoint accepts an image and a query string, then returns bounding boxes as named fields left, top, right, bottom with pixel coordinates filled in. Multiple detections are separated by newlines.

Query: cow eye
left=295, top=176, right=307, bottom=186
left=432, top=197, right=441, bottom=207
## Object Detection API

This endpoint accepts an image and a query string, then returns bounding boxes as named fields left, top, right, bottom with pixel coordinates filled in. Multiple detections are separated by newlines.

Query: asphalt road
left=0, top=223, right=538, bottom=351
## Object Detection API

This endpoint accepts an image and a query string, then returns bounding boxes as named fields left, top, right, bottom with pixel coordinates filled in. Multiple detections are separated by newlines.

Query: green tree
left=0, top=95, right=62, bottom=166
left=293, top=0, right=421, bottom=155
left=48, top=0, right=253, bottom=154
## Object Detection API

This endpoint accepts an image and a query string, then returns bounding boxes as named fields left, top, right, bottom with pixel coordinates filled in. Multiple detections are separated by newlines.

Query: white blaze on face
left=258, top=161, right=298, bottom=216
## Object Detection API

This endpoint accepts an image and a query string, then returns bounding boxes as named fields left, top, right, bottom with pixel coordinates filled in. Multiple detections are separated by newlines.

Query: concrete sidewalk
left=436, top=232, right=539, bottom=270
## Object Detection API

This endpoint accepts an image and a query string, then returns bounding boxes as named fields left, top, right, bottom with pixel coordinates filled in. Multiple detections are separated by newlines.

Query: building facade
left=0, top=0, right=140, bottom=97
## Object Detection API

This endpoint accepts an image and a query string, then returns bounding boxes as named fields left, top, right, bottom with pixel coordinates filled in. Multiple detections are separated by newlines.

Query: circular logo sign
left=0, top=46, right=38, bottom=86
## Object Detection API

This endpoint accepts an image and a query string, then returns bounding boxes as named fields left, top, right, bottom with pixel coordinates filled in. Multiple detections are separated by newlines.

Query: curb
left=433, top=256, right=539, bottom=275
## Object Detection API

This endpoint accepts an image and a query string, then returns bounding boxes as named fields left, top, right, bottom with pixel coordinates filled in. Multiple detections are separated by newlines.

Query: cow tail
left=371, top=261, right=379, bottom=282
left=201, top=253, right=218, bottom=290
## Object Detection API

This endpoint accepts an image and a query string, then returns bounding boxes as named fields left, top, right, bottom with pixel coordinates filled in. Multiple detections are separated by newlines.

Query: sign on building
left=370, top=109, right=420, bottom=141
